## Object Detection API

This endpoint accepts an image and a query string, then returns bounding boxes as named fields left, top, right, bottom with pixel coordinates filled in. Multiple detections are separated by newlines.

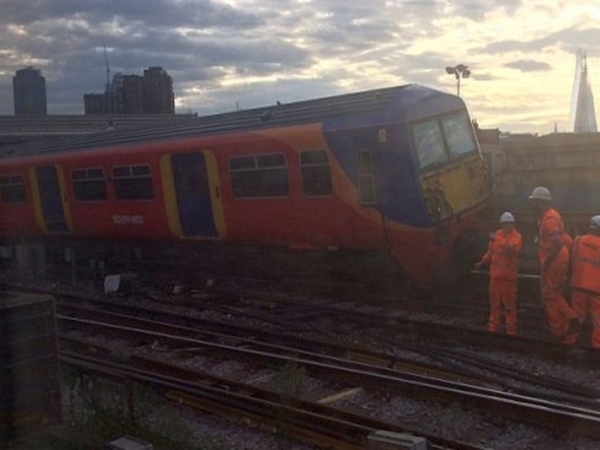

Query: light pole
left=445, top=64, right=471, bottom=97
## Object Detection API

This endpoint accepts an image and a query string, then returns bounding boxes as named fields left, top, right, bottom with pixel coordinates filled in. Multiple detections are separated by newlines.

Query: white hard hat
left=500, top=212, right=515, bottom=223
left=590, top=215, right=600, bottom=229
left=529, top=186, right=551, bottom=201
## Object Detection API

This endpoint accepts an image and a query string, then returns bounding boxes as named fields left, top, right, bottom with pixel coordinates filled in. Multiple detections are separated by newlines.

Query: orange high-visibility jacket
left=538, top=207, right=570, bottom=264
left=570, top=234, right=600, bottom=294
left=481, top=228, right=522, bottom=280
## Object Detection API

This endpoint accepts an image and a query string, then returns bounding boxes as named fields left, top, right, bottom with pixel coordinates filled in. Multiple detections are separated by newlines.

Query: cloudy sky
left=2, top=0, right=599, bottom=134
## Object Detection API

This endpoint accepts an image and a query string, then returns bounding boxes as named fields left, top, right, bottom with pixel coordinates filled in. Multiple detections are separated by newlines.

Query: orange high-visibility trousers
left=570, top=290, right=600, bottom=349
left=488, top=278, right=517, bottom=335
left=541, top=259, right=577, bottom=342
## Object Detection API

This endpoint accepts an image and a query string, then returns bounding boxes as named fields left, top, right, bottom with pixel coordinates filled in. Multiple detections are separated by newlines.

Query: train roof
left=0, top=83, right=445, bottom=159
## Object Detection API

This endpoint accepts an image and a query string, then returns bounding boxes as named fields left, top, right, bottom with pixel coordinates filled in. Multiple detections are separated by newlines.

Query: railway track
left=4, top=275, right=598, bottom=368
left=5, top=278, right=600, bottom=448
left=55, top=298, right=600, bottom=444
left=114, top=261, right=559, bottom=341
left=61, top=351, right=479, bottom=450
left=4, top=276, right=600, bottom=382
left=56, top=295, right=600, bottom=399
left=17, top=254, right=555, bottom=342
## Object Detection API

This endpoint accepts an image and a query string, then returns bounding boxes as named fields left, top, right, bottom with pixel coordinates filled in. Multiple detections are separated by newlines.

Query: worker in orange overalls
left=475, top=212, right=522, bottom=335
left=529, top=186, right=580, bottom=343
left=568, top=215, right=600, bottom=348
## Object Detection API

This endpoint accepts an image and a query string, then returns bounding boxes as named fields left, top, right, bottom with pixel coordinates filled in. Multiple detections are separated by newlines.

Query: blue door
left=37, top=166, right=68, bottom=233
left=171, top=153, right=217, bottom=237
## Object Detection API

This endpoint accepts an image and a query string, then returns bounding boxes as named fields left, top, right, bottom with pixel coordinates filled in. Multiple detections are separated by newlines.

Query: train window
left=113, top=164, right=154, bottom=200
left=357, top=152, right=373, bottom=173
left=359, top=175, right=376, bottom=205
left=88, top=168, right=104, bottom=178
left=257, top=154, right=285, bottom=167
left=412, top=120, right=447, bottom=171
left=71, top=170, right=86, bottom=180
left=0, top=175, right=26, bottom=203
left=229, top=153, right=289, bottom=198
left=301, top=150, right=332, bottom=196
left=113, top=166, right=130, bottom=177
left=71, top=168, right=108, bottom=201
left=357, top=151, right=376, bottom=206
left=230, top=156, right=255, bottom=170
left=442, top=111, right=476, bottom=158
left=131, top=165, right=150, bottom=176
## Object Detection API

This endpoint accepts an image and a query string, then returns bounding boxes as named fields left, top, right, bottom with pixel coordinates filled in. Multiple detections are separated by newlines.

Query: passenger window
left=71, top=168, right=107, bottom=201
left=112, top=164, right=154, bottom=200
left=229, top=156, right=255, bottom=170
left=0, top=175, right=26, bottom=203
left=357, top=151, right=376, bottom=206
left=230, top=153, right=289, bottom=198
left=301, top=150, right=332, bottom=196
left=412, top=120, right=447, bottom=171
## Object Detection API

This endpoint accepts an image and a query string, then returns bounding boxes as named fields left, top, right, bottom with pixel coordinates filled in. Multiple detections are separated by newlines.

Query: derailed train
left=0, top=84, right=491, bottom=288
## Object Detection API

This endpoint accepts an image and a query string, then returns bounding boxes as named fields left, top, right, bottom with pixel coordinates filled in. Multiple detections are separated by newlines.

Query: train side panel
left=60, top=147, right=171, bottom=240
left=208, top=124, right=386, bottom=249
left=0, top=84, right=491, bottom=289
left=0, top=146, right=174, bottom=240
left=0, top=163, right=42, bottom=236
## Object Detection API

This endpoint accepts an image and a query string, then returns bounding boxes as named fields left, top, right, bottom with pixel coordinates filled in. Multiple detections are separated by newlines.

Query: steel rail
left=57, top=312, right=600, bottom=440
left=4, top=282, right=597, bottom=398
left=59, top=350, right=487, bottom=450
left=57, top=300, right=600, bottom=404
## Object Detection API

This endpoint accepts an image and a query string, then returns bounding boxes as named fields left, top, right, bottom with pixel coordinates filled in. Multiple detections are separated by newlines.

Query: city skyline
left=84, top=66, right=175, bottom=115
left=1, top=1, right=600, bottom=134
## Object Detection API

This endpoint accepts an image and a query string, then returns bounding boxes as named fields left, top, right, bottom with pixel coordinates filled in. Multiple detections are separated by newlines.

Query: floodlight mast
left=445, top=65, right=470, bottom=97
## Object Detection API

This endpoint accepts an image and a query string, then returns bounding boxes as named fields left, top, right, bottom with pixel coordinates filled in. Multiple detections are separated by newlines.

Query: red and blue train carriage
left=0, top=84, right=491, bottom=288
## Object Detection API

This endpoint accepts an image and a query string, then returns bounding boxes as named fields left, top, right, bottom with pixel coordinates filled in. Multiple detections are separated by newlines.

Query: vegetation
left=273, top=358, right=307, bottom=401
left=12, top=368, right=227, bottom=450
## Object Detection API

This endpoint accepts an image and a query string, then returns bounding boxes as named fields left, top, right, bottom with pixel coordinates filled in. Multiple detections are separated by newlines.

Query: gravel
left=12, top=273, right=600, bottom=449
